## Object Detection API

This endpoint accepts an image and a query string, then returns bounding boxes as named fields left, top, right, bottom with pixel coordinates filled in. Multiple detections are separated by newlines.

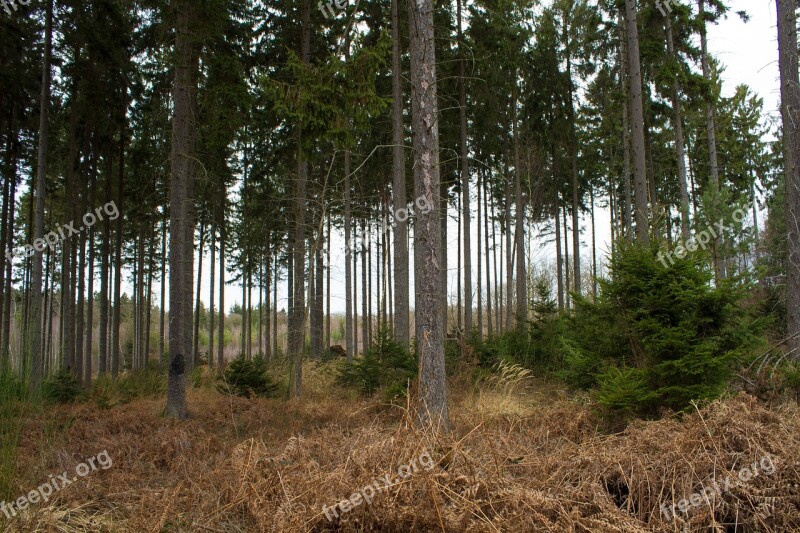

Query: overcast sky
left=156, top=0, right=782, bottom=317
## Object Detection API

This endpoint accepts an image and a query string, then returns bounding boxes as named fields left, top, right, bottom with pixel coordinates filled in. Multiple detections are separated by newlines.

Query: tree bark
left=699, top=0, right=723, bottom=279
left=28, top=0, right=53, bottom=389
left=166, top=1, right=198, bottom=418
left=777, top=0, right=800, bottom=358
left=665, top=16, right=690, bottom=241
left=288, top=0, right=311, bottom=398
left=625, top=0, right=649, bottom=243
left=458, top=0, right=472, bottom=336
left=408, top=0, right=449, bottom=431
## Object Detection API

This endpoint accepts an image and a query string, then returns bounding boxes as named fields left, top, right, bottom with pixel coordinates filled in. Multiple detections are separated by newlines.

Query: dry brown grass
left=2, top=370, right=800, bottom=532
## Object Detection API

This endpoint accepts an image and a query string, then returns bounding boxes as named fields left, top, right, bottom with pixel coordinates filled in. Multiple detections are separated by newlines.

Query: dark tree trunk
left=625, top=0, right=649, bottom=242
left=778, top=0, right=800, bottom=358
left=408, top=0, right=449, bottom=431
left=166, top=1, right=198, bottom=418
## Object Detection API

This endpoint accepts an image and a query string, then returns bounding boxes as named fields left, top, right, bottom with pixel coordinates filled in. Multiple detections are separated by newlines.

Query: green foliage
left=86, top=364, right=167, bottom=409
left=564, top=241, right=761, bottom=417
left=217, top=354, right=278, bottom=398
left=42, top=370, right=82, bottom=404
left=336, top=324, right=416, bottom=401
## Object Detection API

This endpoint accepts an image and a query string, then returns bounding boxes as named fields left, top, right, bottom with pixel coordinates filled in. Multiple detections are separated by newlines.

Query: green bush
left=42, top=370, right=82, bottom=404
left=336, top=324, right=416, bottom=401
left=217, top=354, right=278, bottom=398
left=564, top=241, right=761, bottom=417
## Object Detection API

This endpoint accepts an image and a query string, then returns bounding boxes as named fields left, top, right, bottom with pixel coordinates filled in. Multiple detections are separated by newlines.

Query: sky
left=152, top=0, right=781, bottom=318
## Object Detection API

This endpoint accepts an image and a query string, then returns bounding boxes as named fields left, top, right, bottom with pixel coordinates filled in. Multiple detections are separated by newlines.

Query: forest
left=1, top=0, right=800, bottom=531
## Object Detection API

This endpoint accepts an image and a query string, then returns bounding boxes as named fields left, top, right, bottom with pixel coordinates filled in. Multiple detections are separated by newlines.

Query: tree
left=166, top=0, right=200, bottom=419
left=624, top=0, right=649, bottom=242
left=391, top=0, right=409, bottom=348
left=777, top=0, right=800, bottom=358
left=408, top=0, right=450, bottom=431
left=28, top=0, right=53, bottom=390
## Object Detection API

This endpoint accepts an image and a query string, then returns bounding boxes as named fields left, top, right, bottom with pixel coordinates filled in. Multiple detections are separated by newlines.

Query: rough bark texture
left=166, top=2, right=198, bottom=418
left=778, top=0, right=800, bottom=358
left=408, top=0, right=450, bottom=431
left=392, top=0, right=409, bottom=347
left=625, top=0, right=649, bottom=243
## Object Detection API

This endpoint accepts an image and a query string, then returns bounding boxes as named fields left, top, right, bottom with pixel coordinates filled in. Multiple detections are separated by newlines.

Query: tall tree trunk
left=193, top=221, right=205, bottom=365
left=491, top=188, right=500, bottom=333
left=209, top=224, right=216, bottom=368
left=513, top=84, right=526, bottom=331
left=665, top=15, right=690, bottom=240
left=476, top=166, right=483, bottom=339
left=84, top=171, right=96, bottom=386
left=28, top=0, right=53, bottom=389
left=699, top=0, right=723, bottom=279
left=98, top=152, right=112, bottom=375
left=458, top=0, right=472, bottom=336
left=288, top=0, right=311, bottom=398
left=483, top=168, right=493, bottom=337
left=390, top=0, right=410, bottom=354
left=564, top=21, right=581, bottom=295
left=325, top=216, right=331, bottom=349
left=2, top=173, right=17, bottom=363
left=554, top=156, right=564, bottom=310
left=166, top=1, right=198, bottom=418
left=504, top=175, right=512, bottom=329
left=218, top=215, right=225, bottom=371
left=344, top=148, right=354, bottom=361
left=158, top=212, right=167, bottom=365
left=625, top=0, right=649, bottom=242
left=408, top=0, right=449, bottom=431
left=620, top=17, right=633, bottom=242
left=361, top=220, right=368, bottom=352
left=111, top=101, right=125, bottom=376
left=778, top=0, right=800, bottom=358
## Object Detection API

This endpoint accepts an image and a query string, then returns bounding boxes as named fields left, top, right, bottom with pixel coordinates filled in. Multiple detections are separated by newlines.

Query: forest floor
left=3, top=363, right=800, bottom=532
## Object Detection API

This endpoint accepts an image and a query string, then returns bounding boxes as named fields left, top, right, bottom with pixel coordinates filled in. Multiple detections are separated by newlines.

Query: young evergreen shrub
left=42, top=369, right=82, bottom=404
left=566, top=241, right=759, bottom=416
left=217, top=353, right=278, bottom=398
left=336, top=324, right=416, bottom=400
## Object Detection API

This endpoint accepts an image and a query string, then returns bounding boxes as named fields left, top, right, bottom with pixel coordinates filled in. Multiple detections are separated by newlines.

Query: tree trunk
left=513, top=84, right=526, bottom=331
left=620, top=17, right=633, bottom=242
left=166, top=1, right=198, bottom=418
left=777, top=0, right=800, bottom=358
left=665, top=15, right=690, bottom=241
left=218, top=214, right=226, bottom=371
left=193, top=221, right=205, bottom=365
left=458, top=0, right=472, bottom=336
left=408, top=0, right=449, bottom=431
left=390, top=0, right=410, bottom=344
left=158, top=212, right=167, bottom=365
left=28, top=0, right=53, bottom=389
left=483, top=168, right=493, bottom=337
left=625, top=0, right=649, bottom=242
left=287, top=0, right=311, bottom=398
left=209, top=224, right=216, bottom=368
left=699, top=0, right=723, bottom=279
